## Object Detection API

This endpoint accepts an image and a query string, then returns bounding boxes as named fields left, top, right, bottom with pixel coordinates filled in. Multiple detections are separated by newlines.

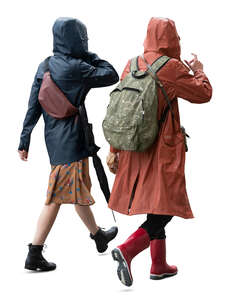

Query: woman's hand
left=184, top=53, right=203, bottom=73
left=106, top=152, right=119, bottom=174
left=18, top=149, right=28, bottom=161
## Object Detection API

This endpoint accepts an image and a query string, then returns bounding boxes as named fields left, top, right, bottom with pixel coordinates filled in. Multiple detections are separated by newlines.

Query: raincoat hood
left=53, top=17, right=88, bottom=58
left=143, top=17, right=181, bottom=60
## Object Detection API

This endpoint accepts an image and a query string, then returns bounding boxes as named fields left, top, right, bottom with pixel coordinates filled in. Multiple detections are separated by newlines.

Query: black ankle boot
left=90, top=226, right=118, bottom=253
left=25, top=243, right=56, bottom=271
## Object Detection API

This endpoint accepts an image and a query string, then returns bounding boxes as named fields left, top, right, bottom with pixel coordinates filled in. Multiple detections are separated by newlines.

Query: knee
left=151, top=229, right=166, bottom=240
left=74, top=203, right=80, bottom=211
left=46, top=202, right=61, bottom=210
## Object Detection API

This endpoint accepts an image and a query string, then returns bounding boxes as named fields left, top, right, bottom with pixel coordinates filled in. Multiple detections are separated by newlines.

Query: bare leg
left=32, top=203, right=61, bottom=245
left=74, top=205, right=99, bottom=235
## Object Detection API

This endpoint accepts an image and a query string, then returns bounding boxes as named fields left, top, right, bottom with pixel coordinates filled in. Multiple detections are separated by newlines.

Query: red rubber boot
left=112, top=228, right=150, bottom=286
left=150, top=239, right=178, bottom=280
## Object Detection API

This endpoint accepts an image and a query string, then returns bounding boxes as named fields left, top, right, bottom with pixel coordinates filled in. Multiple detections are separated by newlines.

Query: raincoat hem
left=108, top=205, right=194, bottom=219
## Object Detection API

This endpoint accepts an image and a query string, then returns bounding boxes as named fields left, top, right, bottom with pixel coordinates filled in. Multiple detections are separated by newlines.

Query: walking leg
left=74, top=204, right=118, bottom=253
left=32, top=202, right=61, bottom=245
left=25, top=202, right=60, bottom=271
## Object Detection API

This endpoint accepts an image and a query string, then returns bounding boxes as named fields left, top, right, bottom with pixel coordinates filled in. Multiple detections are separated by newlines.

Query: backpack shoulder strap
left=141, top=54, right=174, bottom=116
left=130, top=56, right=139, bottom=72
left=150, top=55, right=170, bottom=73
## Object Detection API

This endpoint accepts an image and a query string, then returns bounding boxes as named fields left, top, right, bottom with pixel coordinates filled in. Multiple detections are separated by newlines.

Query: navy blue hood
left=53, top=17, right=88, bottom=58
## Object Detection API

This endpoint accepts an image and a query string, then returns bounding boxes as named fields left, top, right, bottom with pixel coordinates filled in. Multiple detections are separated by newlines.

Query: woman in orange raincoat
left=106, top=17, right=212, bottom=286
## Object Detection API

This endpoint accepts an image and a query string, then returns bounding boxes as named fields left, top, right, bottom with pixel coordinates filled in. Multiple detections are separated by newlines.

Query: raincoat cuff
left=87, top=52, right=100, bottom=66
left=110, top=146, right=120, bottom=154
left=18, top=141, right=29, bottom=152
left=193, top=69, right=204, bottom=75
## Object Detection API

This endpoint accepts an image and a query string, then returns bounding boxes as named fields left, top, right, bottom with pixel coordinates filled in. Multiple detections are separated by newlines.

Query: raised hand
left=184, top=53, right=203, bottom=73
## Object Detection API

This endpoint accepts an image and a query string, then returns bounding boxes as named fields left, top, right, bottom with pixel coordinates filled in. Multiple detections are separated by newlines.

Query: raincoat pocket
left=160, top=132, right=186, bottom=173
left=163, top=130, right=184, bottom=146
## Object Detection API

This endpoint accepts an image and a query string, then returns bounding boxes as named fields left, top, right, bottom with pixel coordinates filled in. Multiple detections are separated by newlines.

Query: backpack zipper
left=122, top=87, right=141, bottom=93
left=111, top=87, right=141, bottom=94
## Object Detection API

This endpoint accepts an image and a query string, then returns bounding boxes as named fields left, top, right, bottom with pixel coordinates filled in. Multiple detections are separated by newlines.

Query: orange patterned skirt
left=45, top=158, right=95, bottom=205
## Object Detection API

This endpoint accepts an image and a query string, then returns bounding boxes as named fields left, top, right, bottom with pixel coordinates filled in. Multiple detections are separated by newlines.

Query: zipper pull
left=141, top=99, right=145, bottom=121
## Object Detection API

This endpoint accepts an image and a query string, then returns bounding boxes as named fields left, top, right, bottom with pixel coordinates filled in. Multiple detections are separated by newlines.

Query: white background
left=1, top=0, right=236, bottom=299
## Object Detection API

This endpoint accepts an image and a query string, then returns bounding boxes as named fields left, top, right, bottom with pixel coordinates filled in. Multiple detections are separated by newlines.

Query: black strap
left=158, top=98, right=177, bottom=128
left=78, top=104, right=100, bottom=156
left=78, top=103, right=116, bottom=222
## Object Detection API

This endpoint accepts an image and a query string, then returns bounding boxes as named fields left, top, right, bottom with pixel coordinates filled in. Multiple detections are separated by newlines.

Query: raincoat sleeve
left=175, top=60, right=212, bottom=103
left=18, top=74, right=42, bottom=152
left=78, top=53, right=119, bottom=88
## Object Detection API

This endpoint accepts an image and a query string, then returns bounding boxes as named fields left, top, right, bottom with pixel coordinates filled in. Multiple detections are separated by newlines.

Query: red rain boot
left=112, top=228, right=150, bottom=286
left=150, top=239, right=177, bottom=280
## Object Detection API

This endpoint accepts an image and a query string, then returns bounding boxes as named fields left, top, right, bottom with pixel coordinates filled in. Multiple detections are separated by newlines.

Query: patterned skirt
left=45, top=158, right=95, bottom=205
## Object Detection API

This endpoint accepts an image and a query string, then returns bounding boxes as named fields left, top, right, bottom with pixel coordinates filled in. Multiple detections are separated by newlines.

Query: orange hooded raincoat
left=108, top=18, right=212, bottom=219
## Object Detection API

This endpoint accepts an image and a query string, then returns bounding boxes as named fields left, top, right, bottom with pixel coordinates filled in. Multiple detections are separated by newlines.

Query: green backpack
left=102, top=55, right=172, bottom=151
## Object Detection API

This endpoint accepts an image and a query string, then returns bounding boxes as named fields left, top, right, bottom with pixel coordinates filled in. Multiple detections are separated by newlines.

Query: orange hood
left=143, top=17, right=181, bottom=60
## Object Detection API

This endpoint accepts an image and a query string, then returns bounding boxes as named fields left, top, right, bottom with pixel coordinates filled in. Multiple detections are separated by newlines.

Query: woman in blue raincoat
left=18, top=17, right=119, bottom=271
